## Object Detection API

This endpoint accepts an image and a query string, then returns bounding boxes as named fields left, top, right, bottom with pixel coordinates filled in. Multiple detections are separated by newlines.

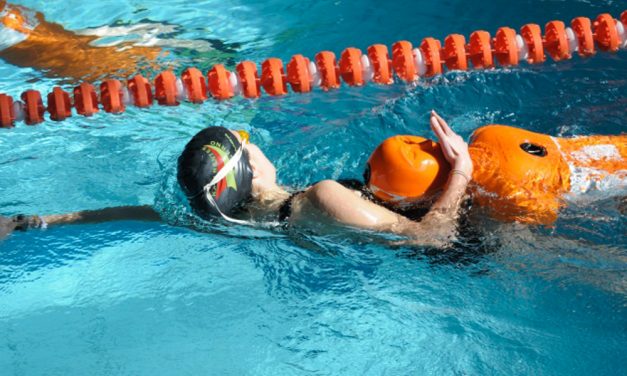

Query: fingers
left=430, top=115, right=455, bottom=158
left=430, top=114, right=446, bottom=142
left=431, top=110, right=454, bottom=136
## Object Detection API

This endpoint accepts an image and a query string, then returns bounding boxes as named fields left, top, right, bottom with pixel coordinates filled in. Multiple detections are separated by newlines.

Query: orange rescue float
left=366, top=126, right=627, bottom=224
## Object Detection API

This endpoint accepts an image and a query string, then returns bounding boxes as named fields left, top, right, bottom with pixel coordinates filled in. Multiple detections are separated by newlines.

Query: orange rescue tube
left=470, top=125, right=626, bottom=223
left=469, top=126, right=570, bottom=224
left=367, top=125, right=626, bottom=224
left=365, top=136, right=451, bottom=204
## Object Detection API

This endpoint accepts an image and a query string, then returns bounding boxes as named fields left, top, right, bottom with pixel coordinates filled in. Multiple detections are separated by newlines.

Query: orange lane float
left=0, top=11, right=625, bottom=128
left=21, top=90, right=45, bottom=125
left=260, top=58, right=288, bottom=96
left=73, top=83, right=98, bottom=117
left=366, top=125, right=627, bottom=224
left=127, top=75, right=153, bottom=108
left=287, top=54, right=312, bottom=93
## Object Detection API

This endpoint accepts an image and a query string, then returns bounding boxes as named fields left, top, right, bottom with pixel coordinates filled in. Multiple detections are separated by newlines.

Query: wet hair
left=177, top=127, right=254, bottom=220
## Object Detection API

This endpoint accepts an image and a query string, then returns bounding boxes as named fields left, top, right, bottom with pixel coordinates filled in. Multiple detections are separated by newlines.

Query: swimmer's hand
left=0, top=215, right=44, bottom=240
left=410, top=111, right=473, bottom=247
left=430, top=110, right=473, bottom=177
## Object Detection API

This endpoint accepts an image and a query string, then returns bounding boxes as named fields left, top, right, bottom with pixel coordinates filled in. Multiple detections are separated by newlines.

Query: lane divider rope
left=0, top=11, right=626, bottom=128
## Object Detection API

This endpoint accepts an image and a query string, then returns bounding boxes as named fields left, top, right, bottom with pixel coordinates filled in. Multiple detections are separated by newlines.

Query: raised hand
left=429, top=110, right=473, bottom=177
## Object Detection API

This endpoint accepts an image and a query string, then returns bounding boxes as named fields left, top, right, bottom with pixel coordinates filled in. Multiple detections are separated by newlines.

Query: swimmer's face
left=230, top=130, right=278, bottom=194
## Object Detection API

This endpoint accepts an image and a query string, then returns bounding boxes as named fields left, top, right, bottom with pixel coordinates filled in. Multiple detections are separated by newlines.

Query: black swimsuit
left=278, top=191, right=303, bottom=222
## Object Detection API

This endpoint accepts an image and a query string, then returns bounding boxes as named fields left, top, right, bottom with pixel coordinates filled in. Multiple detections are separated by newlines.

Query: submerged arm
left=0, top=206, right=161, bottom=239
left=42, top=206, right=161, bottom=226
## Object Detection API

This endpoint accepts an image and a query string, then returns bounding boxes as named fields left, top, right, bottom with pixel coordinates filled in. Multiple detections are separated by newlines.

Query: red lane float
left=261, top=58, right=288, bottom=96
left=236, top=61, right=261, bottom=99
left=0, top=94, right=15, bottom=128
left=368, top=44, right=393, bottom=84
left=287, top=54, right=312, bottom=93
left=155, top=71, right=179, bottom=106
left=443, top=34, right=468, bottom=71
left=420, top=37, right=443, bottom=76
left=21, top=90, right=45, bottom=125
left=207, top=64, right=234, bottom=100
left=468, top=30, right=494, bottom=69
left=571, top=17, right=595, bottom=56
left=391, top=41, right=417, bottom=82
left=315, top=51, right=340, bottom=90
left=494, top=27, right=519, bottom=66
left=73, top=83, right=98, bottom=116
left=100, top=79, right=125, bottom=114
left=47, top=87, right=71, bottom=122
left=1, top=10, right=625, bottom=127
left=594, top=13, right=620, bottom=52
left=181, top=67, right=207, bottom=103
left=127, top=75, right=153, bottom=107
left=544, top=21, right=571, bottom=61
left=520, top=24, right=545, bottom=64
left=339, top=47, right=364, bottom=86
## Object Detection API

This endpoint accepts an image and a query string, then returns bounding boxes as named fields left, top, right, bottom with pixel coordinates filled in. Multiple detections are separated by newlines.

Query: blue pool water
left=1, top=0, right=626, bottom=374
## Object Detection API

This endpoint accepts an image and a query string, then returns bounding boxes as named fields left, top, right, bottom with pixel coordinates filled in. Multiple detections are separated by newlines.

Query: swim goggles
left=201, top=130, right=250, bottom=225
left=236, top=129, right=250, bottom=143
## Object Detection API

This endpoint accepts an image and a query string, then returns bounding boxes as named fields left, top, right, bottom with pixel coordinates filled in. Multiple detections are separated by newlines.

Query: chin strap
left=201, top=139, right=252, bottom=225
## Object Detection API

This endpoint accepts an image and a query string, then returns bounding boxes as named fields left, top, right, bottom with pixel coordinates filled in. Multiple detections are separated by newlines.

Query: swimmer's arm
left=389, top=173, right=469, bottom=246
left=0, top=206, right=160, bottom=239
left=292, top=176, right=468, bottom=247
left=42, top=206, right=161, bottom=226
left=293, top=111, right=472, bottom=247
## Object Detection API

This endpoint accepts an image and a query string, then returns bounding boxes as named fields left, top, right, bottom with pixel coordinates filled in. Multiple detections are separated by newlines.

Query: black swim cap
left=177, top=127, right=254, bottom=220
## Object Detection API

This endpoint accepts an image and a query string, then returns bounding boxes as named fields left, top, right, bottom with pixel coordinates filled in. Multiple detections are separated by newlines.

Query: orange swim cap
left=365, top=135, right=451, bottom=204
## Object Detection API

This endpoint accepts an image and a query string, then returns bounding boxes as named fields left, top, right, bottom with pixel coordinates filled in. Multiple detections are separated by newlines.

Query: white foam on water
left=567, top=164, right=627, bottom=196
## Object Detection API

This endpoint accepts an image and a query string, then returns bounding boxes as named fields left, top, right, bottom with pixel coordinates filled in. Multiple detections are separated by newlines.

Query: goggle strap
left=204, top=139, right=246, bottom=188
left=201, top=138, right=251, bottom=225
left=204, top=192, right=251, bottom=225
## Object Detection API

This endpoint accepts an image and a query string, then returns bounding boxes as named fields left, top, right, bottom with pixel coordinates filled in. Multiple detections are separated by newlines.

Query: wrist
left=12, top=215, right=46, bottom=231
left=453, top=160, right=473, bottom=177
left=449, top=169, right=471, bottom=184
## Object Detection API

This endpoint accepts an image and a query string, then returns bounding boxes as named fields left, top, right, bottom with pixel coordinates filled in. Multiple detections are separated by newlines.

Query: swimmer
left=0, top=111, right=473, bottom=247
left=0, top=1, right=220, bottom=80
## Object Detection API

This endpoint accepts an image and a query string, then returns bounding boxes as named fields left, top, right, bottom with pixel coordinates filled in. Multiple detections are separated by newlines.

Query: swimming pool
left=1, top=0, right=626, bottom=374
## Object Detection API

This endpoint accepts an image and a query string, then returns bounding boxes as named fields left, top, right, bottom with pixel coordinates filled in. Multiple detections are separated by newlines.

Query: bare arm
left=0, top=206, right=161, bottom=239
left=291, top=111, right=472, bottom=247
left=395, top=110, right=473, bottom=243
left=43, top=206, right=161, bottom=226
